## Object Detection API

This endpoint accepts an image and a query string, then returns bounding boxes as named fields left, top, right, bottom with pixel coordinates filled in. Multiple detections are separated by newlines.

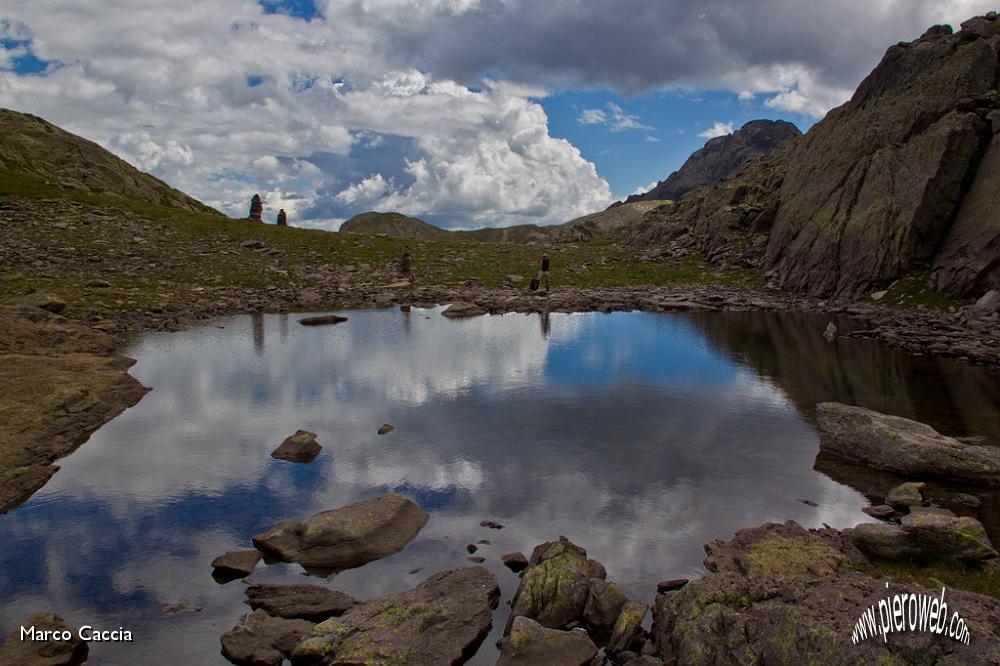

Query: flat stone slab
left=816, top=402, right=1000, bottom=485
left=245, top=583, right=358, bottom=621
left=252, top=492, right=428, bottom=571
left=212, top=549, right=262, bottom=579
left=441, top=302, right=487, bottom=318
left=299, top=315, right=348, bottom=326
left=293, top=567, right=500, bottom=665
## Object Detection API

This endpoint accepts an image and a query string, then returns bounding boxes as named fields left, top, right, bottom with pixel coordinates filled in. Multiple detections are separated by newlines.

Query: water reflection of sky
left=2, top=308, right=995, bottom=665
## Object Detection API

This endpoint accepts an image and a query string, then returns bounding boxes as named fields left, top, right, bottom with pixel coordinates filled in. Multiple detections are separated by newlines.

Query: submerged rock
left=292, top=567, right=499, bottom=665
left=0, top=612, right=88, bottom=665
left=211, top=549, right=262, bottom=579
left=497, top=616, right=598, bottom=666
left=271, top=430, right=322, bottom=463
left=221, top=609, right=313, bottom=666
left=816, top=402, right=1000, bottom=485
left=441, top=302, right=487, bottom=318
left=252, top=492, right=428, bottom=571
left=851, top=508, right=997, bottom=562
left=245, top=583, right=358, bottom=621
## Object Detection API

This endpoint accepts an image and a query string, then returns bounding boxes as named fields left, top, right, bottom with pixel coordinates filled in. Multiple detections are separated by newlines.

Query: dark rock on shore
left=816, top=402, right=1000, bottom=485
left=292, top=566, right=499, bottom=665
left=655, top=579, right=688, bottom=593
left=252, top=492, right=428, bottom=571
left=245, top=583, right=358, bottom=621
left=498, top=616, right=598, bottom=666
left=0, top=612, right=88, bottom=665
left=211, top=549, right=263, bottom=579
left=885, top=481, right=925, bottom=510
left=271, top=430, right=321, bottom=463
left=221, top=609, right=314, bottom=666
left=862, top=504, right=896, bottom=519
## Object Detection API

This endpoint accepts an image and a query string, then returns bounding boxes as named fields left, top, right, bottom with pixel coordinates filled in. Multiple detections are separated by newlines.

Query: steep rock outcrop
left=624, top=120, right=801, bottom=205
left=627, top=15, right=1000, bottom=300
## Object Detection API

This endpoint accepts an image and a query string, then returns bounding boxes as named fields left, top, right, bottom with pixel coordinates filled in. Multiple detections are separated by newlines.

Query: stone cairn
left=276, top=209, right=287, bottom=226
left=248, top=194, right=263, bottom=221
left=398, top=245, right=412, bottom=276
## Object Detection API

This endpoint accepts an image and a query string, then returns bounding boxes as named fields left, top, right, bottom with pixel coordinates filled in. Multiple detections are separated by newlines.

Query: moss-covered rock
left=497, top=616, right=598, bottom=666
left=290, top=566, right=499, bottom=665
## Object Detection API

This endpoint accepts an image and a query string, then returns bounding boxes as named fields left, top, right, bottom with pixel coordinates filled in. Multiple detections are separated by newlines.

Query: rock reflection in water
left=0, top=308, right=996, bottom=665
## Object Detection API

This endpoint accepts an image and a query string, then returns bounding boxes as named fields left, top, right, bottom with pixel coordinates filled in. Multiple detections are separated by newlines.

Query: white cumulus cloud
left=698, top=121, right=734, bottom=139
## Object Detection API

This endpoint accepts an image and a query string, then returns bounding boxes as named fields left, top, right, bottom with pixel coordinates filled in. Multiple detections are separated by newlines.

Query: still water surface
left=1, top=308, right=998, bottom=664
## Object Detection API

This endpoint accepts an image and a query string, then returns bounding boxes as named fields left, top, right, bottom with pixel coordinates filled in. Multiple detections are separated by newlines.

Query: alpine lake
left=2, top=307, right=998, bottom=664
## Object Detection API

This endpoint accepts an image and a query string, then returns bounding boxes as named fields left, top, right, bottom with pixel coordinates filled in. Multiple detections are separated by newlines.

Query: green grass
left=860, top=557, right=1000, bottom=602
left=867, top=267, right=959, bottom=311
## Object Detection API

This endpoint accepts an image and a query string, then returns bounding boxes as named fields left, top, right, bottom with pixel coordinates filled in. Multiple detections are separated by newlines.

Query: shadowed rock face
left=628, top=15, right=1000, bottom=300
left=624, top=120, right=801, bottom=205
left=251, top=492, right=429, bottom=571
left=498, top=616, right=598, bottom=666
left=292, top=567, right=500, bottom=665
left=0, top=612, right=89, bottom=666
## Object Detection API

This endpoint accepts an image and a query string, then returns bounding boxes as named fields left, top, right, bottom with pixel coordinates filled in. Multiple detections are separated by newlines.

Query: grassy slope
left=0, top=168, right=764, bottom=319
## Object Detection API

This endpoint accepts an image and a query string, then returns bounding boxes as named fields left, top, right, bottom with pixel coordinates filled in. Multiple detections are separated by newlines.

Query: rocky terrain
left=628, top=15, right=1000, bottom=301
left=619, top=119, right=801, bottom=205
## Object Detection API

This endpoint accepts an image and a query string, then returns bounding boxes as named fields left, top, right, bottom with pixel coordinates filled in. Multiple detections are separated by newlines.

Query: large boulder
left=211, top=549, right=262, bottom=579
left=221, top=609, right=314, bottom=666
left=252, top=493, right=428, bottom=571
left=816, top=402, right=1000, bottom=485
left=291, top=567, right=499, bottom=665
left=583, top=578, right=628, bottom=639
left=441, top=302, right=487, bottom=318
left=653, top=520, right=1000, bottom=665
left=497, top=616, right=598, bottom=666
left=505, top=537, right=608, bottom=633
left=606, top=601, right=648, bottom=656
left=0, top=613, right=88, bottom=666
left=885, top=482, right=925, bottom=510
left=245, top=584, right=358, bottom=621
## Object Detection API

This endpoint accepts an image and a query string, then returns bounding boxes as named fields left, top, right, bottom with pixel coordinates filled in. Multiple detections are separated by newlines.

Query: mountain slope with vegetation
left=0, top=109, right=218, bottom=215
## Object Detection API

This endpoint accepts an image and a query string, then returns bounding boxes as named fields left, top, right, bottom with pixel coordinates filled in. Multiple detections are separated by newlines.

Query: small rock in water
left=501, top=552, right=528, bottom=573
left=245, top=583, right=358, bottom=621
left=163, top=602, right=203, bottom=615
left=478, top=539, right=491, bottom=545
left=220, top=609, right=313, bottom=666
left=885, top=481, right=925, bottom=510
left=480, top=519, right=504, bottom=530
left=798, top=498, right=819, bottom=507
left=211, top=549, right=262, bottom=581
left=377, top=423, right=394, bottom=435
left=862, top=504, right=896, bottom=519
left=442, top=301, right=487, bottom=318
left=823, top=321, right=838, bottom=341
left=656, top=579, right=689, bottom=593
left=467, top=544, right=478, bottom=554
left=466, top=556, right=486, bottom=563
left=299, top=314, right=348, bottom=326
left=271, top=430, right=321, bottom=463
left=400, top=304, right=411, bottom=312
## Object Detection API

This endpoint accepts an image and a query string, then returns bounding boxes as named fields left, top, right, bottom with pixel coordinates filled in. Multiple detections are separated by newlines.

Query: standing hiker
left=537, top=254, right=551, bottom=294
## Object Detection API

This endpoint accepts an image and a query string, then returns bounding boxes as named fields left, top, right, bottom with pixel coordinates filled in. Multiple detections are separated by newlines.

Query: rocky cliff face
left=629, top=14, right=1000, bottom=300
left=0, top=108, right=217, bottom=215
left=622, top=119, right=801, bottom=205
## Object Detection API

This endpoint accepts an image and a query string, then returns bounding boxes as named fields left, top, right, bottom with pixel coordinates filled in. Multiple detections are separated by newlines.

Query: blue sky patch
left=258, top=0, right=321, bottom=21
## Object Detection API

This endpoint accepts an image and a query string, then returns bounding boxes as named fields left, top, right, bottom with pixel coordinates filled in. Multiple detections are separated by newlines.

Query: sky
left=0, top=1, right=994, bottom=230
